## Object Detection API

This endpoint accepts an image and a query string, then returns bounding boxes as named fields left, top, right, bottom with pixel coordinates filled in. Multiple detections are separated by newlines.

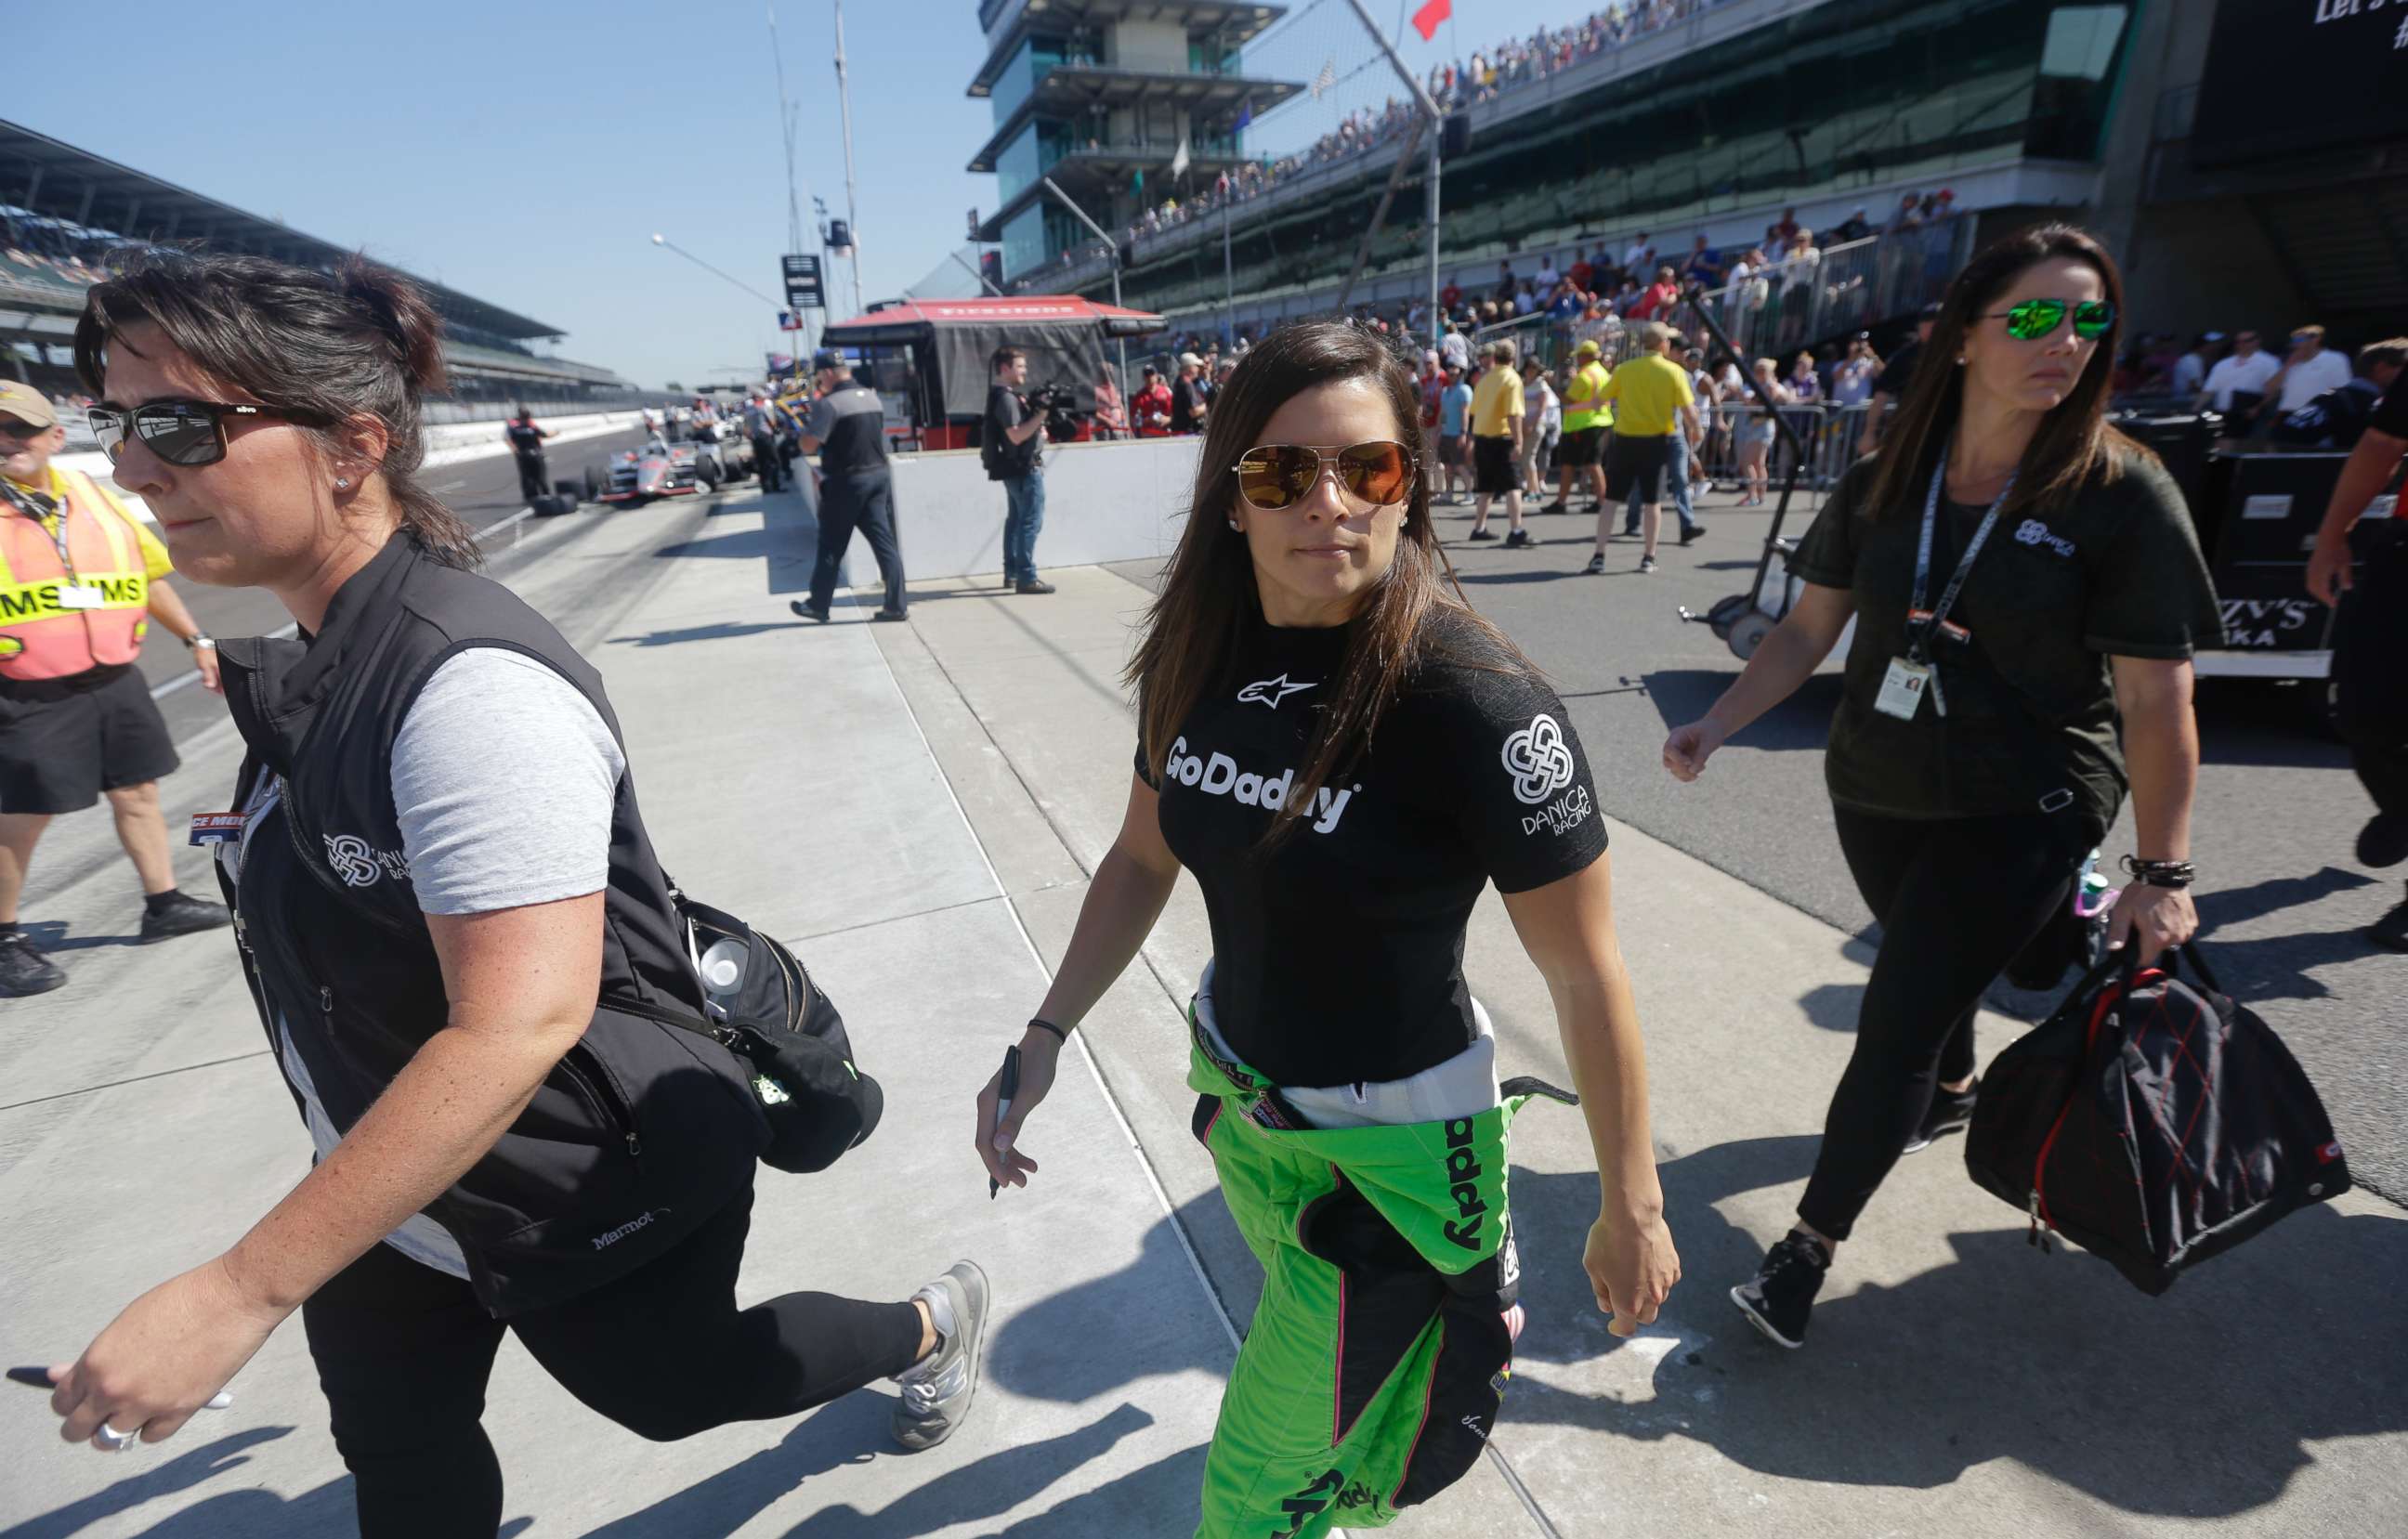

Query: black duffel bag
left=619, top=890, right=883, bottom=1174
left=1966, top=942, right=2349, bottom=1295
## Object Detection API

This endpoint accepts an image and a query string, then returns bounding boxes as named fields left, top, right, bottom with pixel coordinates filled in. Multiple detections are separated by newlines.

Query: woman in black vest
left=38, top=252, right=987, bottom=1534
left=1661, top=225, right=2222, bottom=1350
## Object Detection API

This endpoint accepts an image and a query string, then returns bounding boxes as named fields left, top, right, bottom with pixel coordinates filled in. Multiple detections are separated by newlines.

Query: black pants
left=808, top=470, right=908, bottom=615
left=301, top=1184, right=922, bottom=1537
left=2334, top=526, right=2408, bottom=823
left=1797, top=805, right=2102, bottom=1241
left=752, top=432, right=785, bottom=491
left=513, top=451, right=546, bottom=502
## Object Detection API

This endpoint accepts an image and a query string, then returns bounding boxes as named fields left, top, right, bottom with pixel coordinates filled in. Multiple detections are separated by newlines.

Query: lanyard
left=5, top=477, right=77, bottom=577
left=1908, top=444, right=2015, bottom=667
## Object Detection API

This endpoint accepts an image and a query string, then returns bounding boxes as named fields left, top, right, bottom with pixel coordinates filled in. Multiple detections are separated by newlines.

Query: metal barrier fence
left=1689, top=398, right=1873, bottom=496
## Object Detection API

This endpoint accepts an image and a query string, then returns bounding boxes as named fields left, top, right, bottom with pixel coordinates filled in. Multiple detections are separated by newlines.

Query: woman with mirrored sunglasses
left=970, top=320, right=1678, bottom=1536
left=1662, top=223, right=2222, bottom=1350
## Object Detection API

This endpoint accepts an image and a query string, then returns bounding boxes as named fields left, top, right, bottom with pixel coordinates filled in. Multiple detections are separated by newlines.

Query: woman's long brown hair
left=1128, top=320, right=1522, bottom=840
left=1861, top=222, right=2153, bottom=524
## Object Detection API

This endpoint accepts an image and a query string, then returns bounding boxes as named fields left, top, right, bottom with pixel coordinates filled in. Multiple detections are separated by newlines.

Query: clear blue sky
left=12, top=0, right=1602, bottom=389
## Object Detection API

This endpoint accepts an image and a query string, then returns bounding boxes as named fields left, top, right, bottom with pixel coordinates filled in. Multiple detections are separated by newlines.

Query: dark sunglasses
left=88, top=399, right=321, bottom=467
left=1983, top=298, right=2115, bottom=343
left=1232, top=441, right=1416, bottom=511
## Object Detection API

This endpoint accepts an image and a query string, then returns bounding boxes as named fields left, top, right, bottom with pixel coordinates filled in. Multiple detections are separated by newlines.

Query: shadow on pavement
left=607, top=622, right=814, bottom=649
left=985, top=1139, right=2401, bottom=1525
left=1498, top=1144, right=2405, bottom=1517
left=1642, top=670, right=1840, bottom=742
left=771, top=1402, right=1170, bottom=1537
left=655, top=527, right=776, bottom=561
left=18, top=919, right=143, bottom=956
left=0, top=1426, right=321, bottom=1539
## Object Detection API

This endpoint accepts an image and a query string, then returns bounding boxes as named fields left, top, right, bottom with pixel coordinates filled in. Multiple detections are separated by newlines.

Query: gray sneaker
left=892, top=1260, right=989, bottom=1452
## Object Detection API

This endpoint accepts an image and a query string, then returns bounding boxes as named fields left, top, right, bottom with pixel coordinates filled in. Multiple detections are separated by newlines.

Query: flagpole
left=1343, top=0, right=1444, bottom=344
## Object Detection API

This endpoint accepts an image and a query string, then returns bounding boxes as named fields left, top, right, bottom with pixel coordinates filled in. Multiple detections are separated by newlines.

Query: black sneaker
left=1679, top=523, right=1706, bottom=546
left=1015, top=579, right=1056, bottom=595
left=790, top=600, right=831, bottom=623
left=1503, top=528, right=1533, bottom=549
left=1903, top=1078, right=1980, bottom=1155
left=140, top=892, right=230, bottom=944
left=1731, top=1232, right=1831, bottom=1350
left=871, top=607, right=910, bottom=622
left=892, top=1260, right=989, bottom=1452
left=1467, top=528, right=1498, bottom=541
left=1639, top=554, right=1658, bottom=574
left=1584, top=552, right=1605, bottom=575
left=2357, top=814, right=2408, bottom=869
left=0, top=933, right=65, bottom=996
left=1540, top=500, right=1568, bottom=515
left=2371, top=893, right=2408, bottom=954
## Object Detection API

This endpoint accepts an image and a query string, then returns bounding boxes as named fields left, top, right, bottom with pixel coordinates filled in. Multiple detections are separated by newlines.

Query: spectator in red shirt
left=1567, top=254, right=1594, bottom=293
left=1440, top=279, right=1462, bottom=312
left=1630, top=265, right=1682, bottom=321
left=1132, top=364, right=1174, bottom=437
left=1419, top=349, right=1446, bottom=432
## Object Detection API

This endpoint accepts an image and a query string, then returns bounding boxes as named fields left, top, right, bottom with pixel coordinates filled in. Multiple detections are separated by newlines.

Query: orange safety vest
left=0, top=468, right=154, bottom=681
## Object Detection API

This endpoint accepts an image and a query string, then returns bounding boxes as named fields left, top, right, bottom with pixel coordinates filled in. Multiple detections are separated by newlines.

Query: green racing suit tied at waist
left=1184, top=1007, right=1577, bottom=1285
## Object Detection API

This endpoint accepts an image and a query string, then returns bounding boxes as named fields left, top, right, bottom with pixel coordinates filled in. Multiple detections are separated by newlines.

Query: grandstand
left=0, top=119, right=634, bottom=419
left=1002, top=0, right=2133, bottom=343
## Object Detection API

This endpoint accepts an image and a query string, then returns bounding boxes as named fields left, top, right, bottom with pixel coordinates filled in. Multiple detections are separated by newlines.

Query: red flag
left=1411, top=0, right=1452, bottom=44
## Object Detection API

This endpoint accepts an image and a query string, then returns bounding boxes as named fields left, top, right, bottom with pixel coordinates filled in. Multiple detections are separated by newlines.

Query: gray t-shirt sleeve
left=805, top=395, right=836, bottom=440
left=390, top=648, right=626, bottom=916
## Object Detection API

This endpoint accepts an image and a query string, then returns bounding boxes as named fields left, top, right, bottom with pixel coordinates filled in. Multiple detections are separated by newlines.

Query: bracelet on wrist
left=1026, top=1017, right=1069, bottom=1043
left=2120, top=855, right=2194, bottom=889
left=184, top=633, right=216, bottom=651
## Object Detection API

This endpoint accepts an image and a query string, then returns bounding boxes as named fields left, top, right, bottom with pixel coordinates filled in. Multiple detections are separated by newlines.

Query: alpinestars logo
left=324, top=833, right=410, bottom=888
left=1237, top=672, right=1315, bottom=709
left=1501, top=714, right=1575, bottom=805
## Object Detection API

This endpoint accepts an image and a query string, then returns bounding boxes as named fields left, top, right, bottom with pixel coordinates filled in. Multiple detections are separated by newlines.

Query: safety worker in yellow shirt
left=1545, top=336, right=1613, bottom=515
left=0, top=381, right=228, bottom=996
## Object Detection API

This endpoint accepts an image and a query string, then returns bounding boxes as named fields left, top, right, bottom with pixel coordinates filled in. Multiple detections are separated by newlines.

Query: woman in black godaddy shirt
left=1663, top=224, right=2220, bottom=1351
left=970, top=320, right=1679, bottom=1537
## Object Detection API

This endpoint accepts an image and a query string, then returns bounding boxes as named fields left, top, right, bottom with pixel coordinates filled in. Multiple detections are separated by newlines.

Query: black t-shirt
left=1171, top=375, right=1204, bottom=434
left=2371, top=367, right=2408, bottom=441
left=505, top=421, right=544, bottom=454
left=1873, top=340, right=1921, bottom=399
left=1136, top=606, right=1608, bottom=1089
left=985, top=385, right=1041, bottom=476
left=1789, top=450, right=2224, bottom=828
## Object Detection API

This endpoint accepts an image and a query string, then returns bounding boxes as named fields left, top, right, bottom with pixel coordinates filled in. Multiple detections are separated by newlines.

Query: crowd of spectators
left=2, top=212, right=127, bottom=294
left=1090, top=0, right=1735, bottom=264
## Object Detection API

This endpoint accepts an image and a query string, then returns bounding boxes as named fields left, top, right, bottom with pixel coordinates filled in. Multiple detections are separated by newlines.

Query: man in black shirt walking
left=1859, top=303, right=1939, bottom=459
left=984, top=347, right=1054, bottom=594
left=1170, top=352, right=1209, bottom=436
left=789, top=349, right=908, bottom=622
left=503, top=407, right=552, bottom=502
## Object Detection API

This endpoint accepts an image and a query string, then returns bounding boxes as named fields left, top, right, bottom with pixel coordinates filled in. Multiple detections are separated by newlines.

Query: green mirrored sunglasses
left=1983, top=298, right=2115, bottom=342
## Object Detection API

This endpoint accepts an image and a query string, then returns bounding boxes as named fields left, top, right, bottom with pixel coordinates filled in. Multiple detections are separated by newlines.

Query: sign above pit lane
left=781, top=254, right=824, bottom=310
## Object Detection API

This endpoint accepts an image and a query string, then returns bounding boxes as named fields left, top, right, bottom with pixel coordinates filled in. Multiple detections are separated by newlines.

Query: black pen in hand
left=989, top=1044, right=1021, bottom=1200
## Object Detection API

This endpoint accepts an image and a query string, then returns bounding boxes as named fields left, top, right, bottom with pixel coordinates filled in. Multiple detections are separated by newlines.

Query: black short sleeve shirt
left=1789, top=450, right=2224, bottom=828
left=1136, top=606, right=1607, bottom=1088
left=2371, top=368, right=2408, bottom=442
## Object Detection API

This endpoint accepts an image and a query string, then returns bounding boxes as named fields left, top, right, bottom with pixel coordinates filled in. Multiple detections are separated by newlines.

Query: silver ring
left=98, top=1424, right=138, bottom=1452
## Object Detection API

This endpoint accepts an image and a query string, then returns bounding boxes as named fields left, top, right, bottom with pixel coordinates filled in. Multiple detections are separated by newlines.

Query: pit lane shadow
left=653, top=526, right=775, bottom=560
left=606, top=621, right=814, bottom=648
left=987, top=1143, right=2403, bottom=1520
left=565, top=1395, right=1181, bottom=1538
left=15, top=918, right=143, bottom=955
left=1642, top=669, right=1840, bottom=744
left=0, top=1426, right=541, bottom=1539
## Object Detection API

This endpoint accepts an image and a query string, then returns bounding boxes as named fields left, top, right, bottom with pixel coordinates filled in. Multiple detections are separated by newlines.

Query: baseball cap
left=0, top=381, right=59, bottom=431
left=1178, top=351, right=1204, bottom=369
left=2202, top=331, right=2227, bottom=343
left=811, top=347, right=844, bottom=372
left=1575, top=338, right=1601, bottom=358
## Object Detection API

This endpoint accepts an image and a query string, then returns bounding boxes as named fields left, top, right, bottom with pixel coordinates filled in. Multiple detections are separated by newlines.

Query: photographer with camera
left=982, top=346, right=1054, bottom=596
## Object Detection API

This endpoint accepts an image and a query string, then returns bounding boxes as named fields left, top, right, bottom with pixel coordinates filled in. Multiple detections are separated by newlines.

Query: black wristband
left=1026, top=1017, right=1070, bottom=1043
left=2120, top=855, right=2195, bottom=889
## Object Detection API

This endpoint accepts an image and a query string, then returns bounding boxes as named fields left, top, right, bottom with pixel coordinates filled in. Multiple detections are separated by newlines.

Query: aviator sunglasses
left=1232, top=441, right=1417, bottom=511
left=88, top=399, right=324, bottom=467
left=1982, top=298, right=2116, bottom=343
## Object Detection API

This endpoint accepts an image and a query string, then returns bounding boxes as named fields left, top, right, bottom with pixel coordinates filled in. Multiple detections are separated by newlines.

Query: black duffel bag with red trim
left=1965, top=943, right=2349, bottom=1296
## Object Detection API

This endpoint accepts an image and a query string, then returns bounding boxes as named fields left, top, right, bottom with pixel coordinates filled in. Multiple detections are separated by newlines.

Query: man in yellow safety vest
left=0, top=381, right=228, bottom=996
left=1546, top=337, right=1614, bottom=515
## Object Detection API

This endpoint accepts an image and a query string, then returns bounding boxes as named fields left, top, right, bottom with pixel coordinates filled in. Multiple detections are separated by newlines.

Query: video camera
left=1027, top=381, right=1080, bottom=438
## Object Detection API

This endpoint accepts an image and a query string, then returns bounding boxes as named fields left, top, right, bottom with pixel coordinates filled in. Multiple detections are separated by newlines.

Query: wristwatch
left=184, top=632, right=216, bottom=652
